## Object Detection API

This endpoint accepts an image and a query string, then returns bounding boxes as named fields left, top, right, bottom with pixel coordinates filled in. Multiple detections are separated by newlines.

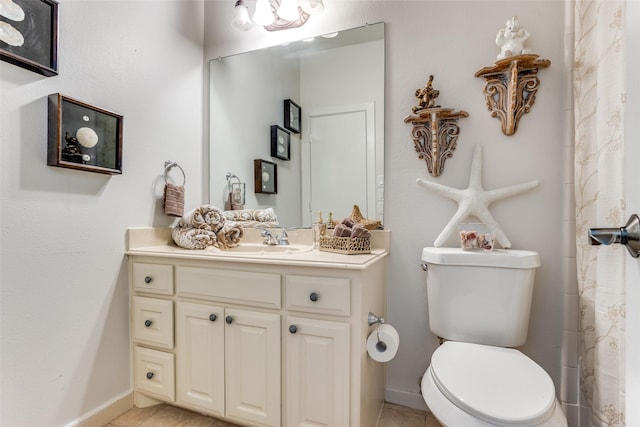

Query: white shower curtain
left=573, top=0, right=626, bottom=425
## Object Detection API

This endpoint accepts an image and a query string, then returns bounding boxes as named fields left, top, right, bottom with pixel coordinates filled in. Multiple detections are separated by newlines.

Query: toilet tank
left=422, top=247, right=540, bottom=347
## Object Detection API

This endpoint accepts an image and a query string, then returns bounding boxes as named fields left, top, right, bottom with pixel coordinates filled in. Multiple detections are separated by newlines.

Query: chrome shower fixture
left=589, top=214, right=640, bottom=258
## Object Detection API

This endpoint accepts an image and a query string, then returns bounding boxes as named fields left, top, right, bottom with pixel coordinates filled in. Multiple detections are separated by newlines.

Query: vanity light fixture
left=232, top=0, right=325, bottom=32
left=252, top=0, right=276, bottom=26
left=231, top=0, right=253, bottom=31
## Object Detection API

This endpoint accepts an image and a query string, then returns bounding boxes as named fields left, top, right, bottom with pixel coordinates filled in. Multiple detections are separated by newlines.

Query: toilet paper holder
left=368, top=312, right=388, bottom=352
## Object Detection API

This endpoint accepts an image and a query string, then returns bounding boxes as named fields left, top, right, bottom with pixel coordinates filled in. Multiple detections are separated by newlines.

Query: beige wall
left=0, top=1, right=204, bottom=425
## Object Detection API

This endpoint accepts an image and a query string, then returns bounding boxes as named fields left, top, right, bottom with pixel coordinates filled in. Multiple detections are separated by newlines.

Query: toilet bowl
left=421, top=341, right=567, bottom=427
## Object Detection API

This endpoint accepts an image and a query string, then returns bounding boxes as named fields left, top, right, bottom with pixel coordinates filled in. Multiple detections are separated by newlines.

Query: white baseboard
left=64, top=391, right=134, bottom=427
left=385, top=388, right=429, bottom=412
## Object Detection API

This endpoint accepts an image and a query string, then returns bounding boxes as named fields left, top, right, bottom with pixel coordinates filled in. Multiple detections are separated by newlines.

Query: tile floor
left=104, top=402, right=442, bottom=427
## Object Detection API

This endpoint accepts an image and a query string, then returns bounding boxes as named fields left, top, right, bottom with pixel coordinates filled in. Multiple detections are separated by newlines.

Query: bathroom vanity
left=126, top=227, right=390, bottom=427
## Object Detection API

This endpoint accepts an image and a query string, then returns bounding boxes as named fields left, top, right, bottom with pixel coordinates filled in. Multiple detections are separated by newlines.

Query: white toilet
left=420, top=247, right=568, bottom=427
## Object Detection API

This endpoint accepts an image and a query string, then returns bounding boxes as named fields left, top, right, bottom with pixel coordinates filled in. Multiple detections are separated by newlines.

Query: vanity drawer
left=132, top=296, right=174, bottom=349
left=286, top=275, right=351, bottom=316
left=133, top=262, right=174, bottom=295
left=135, top=346, right=175, bottom=401
left=176, top=266, right=281, bottom=309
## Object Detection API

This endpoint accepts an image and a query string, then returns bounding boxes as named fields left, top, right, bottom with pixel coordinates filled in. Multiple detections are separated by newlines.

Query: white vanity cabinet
left=175, top=301, right=280, bottom=426
left=127, top=230, right=389, bottom=427
left=285, top=275, right=352, bottom=427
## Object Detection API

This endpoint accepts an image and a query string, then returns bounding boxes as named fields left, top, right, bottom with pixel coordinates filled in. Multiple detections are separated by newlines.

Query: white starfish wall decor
left=416, top=145, right=539, bottom=248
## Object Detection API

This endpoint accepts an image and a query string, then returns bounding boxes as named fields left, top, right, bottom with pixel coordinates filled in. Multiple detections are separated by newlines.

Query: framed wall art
left=48, top=93, right=123, bottom=175
left=283, top=99, right=301, bottom=134
left=0, top=0, right=59, bottom=77
left=270, top=124, right=290, bottom=161
left=254, top=159, right=277, bottom=194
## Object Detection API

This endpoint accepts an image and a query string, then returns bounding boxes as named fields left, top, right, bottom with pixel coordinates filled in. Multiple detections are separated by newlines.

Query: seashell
left=0, top=21, right=24, bottom=47
left=76, top=127, right=99, bottom=148
left=0, top=0, right=25, bottom=22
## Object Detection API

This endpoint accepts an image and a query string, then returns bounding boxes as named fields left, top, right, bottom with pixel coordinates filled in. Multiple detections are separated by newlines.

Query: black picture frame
left=270, top=125, right=290, bottom=161
left=48, top=93, right=124, bottom=175
left=254, top=159, right=277, bottom=194
left=283, top=99, right=301, bottom=134
left=0, top=0, right=59, bottom=77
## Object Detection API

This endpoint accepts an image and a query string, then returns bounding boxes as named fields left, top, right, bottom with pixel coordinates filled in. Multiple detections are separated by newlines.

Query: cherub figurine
left=412, top=75, right=440, bottom=113
left=495, top=16, right=531, bottom=60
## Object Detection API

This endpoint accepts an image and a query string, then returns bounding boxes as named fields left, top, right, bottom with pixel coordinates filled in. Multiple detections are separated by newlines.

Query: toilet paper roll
left=367, top=323, right=399, bottom=362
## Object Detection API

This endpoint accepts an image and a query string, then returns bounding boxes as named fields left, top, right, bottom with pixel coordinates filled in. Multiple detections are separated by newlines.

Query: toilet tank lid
left=421, top=247, right=540, bottom=268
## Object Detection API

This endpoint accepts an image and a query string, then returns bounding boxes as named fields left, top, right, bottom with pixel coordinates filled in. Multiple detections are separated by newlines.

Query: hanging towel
left=163, top=183, right=185, bottom=217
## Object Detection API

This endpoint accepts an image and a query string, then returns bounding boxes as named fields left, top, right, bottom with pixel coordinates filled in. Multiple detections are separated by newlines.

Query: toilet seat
left=429, top=341, right=556, bottom=426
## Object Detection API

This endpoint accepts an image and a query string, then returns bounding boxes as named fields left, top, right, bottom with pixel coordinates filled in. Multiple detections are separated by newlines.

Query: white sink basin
left=207, top=243, right=313, bottom=255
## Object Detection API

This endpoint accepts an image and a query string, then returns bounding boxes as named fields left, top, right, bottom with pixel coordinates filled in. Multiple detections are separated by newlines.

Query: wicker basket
left=319, top=236, right=371, bottom=255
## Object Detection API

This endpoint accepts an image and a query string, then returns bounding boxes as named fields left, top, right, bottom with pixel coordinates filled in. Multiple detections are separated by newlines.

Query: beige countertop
left=126, top=227, right=390, bottom=270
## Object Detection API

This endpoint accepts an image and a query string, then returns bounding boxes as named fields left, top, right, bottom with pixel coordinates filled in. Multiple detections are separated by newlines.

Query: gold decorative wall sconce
left=475, top=17, right=550, bottom=136
left=404, top=75, right=468, bottom=177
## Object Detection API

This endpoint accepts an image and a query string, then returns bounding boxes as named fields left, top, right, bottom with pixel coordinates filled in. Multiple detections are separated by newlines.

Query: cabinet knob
left=209, top=314, right=217, bottom=322
left=144, top=276, right=153, bottom=284
left=144, top=320, right=152, bottom=327
left=146, top=372, right=154, bottom=380
left=225, top=316, right=233, bottom=324
left=289, top=325, right=298, bottom=334
left=309, top=292, right=319, bottom=302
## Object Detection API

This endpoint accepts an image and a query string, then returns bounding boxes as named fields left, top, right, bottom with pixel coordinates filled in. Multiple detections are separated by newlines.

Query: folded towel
left=171, top=226, right=217, bottom=250
left=218, top=221, right=244, bottom=248
left=350, top=224, right=371, bottom=238
left=182, top=205, right=225, bottom=233
left=341, top=217, right=357, bottom=228
left=172, top=205, right=247, bottom=250
left=333, top=223, right=352, bottom=237
left=163, top=183, right=185, bottom=217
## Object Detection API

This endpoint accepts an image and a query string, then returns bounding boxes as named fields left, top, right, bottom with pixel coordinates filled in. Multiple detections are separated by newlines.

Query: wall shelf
left=404, top=107, right=468, bottom=177
left=475, top=54, right=550, bottom=136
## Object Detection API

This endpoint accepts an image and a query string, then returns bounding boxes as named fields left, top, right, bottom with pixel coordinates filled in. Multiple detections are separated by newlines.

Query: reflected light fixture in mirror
left=232, top=0, right=325, bottom=32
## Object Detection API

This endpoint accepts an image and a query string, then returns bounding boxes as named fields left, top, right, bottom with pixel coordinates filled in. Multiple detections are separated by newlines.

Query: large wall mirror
left=209, top=23, right=384, bottom=228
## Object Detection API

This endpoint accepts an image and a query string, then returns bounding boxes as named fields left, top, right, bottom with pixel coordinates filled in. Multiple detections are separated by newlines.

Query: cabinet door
left=225, top=308, right=281, bottom=427
left=176, top=301, right=225, bottom=416
left=286, top=316, right=350, bottom=427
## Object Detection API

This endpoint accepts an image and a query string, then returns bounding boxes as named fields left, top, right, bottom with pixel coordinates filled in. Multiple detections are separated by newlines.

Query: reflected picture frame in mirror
left=271, top=125, right=291, bottom=161
left=254, top=159, right=277, bottom=194
left=284, top=99, right=301, bottom=134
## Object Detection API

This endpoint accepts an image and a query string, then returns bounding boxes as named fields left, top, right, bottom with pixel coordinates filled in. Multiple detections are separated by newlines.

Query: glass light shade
left=300, top=0, right=324, bottom=15
left=277, top=0, right=300, bottom=22
left=231, top=0, right=253, bottom=31
left=253, top=0, right=276, bottom=26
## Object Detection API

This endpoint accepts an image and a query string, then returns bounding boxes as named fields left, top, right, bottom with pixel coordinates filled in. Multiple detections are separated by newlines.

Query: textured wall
left=0, top=1, right=204, bottom=425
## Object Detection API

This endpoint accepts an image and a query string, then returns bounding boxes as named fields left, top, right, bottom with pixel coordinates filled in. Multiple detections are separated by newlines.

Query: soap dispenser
left=313, top=211, right=326, bottom=249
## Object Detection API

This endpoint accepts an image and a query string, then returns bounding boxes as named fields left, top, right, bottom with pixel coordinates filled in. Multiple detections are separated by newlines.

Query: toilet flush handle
left=420, top=263, right=428, bottom=271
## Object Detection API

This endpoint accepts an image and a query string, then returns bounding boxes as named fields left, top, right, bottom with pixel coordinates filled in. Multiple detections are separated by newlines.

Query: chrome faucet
left=260, top=227, right=291, bottom=246
left=261, top=228, right=278, bottom=245
left=276, top=229, right=290, bottom=246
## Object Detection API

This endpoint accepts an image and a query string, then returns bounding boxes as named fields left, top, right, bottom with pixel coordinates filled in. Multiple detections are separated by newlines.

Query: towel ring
left=164, top=161, right=186, bottom=186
